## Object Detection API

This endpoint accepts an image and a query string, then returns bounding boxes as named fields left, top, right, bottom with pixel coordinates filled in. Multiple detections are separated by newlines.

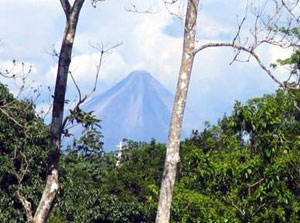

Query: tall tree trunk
left=155, top=0, right=199, bottom=222
left=32, top=1, right=85, bottom=222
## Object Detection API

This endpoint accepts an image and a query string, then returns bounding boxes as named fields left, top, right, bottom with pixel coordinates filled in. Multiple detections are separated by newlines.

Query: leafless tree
left=155, top=0, right=300, bottom=222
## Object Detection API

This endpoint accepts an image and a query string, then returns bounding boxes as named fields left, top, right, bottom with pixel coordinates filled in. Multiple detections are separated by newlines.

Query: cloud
left=129, top=12, right=182, bottom=91
left=0, top=0, right=62, bottom=66
left=264, top=45, right=293, bottom=81
left=1, top=0, right=294, bottom=128
left=45, top=51, right=130, bottom=94
left=196, top=13, right=235, bottom=40
left=72, top=3, right=183, bottom=91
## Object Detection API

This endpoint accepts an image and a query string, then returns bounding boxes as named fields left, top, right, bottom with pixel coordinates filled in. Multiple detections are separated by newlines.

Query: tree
left=155, top=0, right=199, bottom=222
left=0, top=84, right=50, bottom=222
left=156, top=0, right=300, bottom=222
left=30, top=1, right=86, bottom=221
left=3, top=0, right=99, bottom=222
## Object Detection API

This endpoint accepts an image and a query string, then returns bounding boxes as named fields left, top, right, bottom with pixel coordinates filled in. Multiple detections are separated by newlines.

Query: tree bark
left=155, top=0, right=199, bottom=222
left=32, top=1, right=85, bottom=222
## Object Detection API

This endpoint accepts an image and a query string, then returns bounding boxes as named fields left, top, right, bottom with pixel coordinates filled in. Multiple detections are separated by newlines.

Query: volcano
left=78, top=70, right=199, bottom=150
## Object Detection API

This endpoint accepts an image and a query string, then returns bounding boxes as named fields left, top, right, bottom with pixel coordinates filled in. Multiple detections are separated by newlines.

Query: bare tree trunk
left=32, top=1, right=85, bottom=222
left=155, top=0, right=199, bottom=222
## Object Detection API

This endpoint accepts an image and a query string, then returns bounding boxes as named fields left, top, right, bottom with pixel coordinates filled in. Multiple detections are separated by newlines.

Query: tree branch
left=71, top=0, right=85, bottom=18
left=18, top=194, right=34, bottom=222
left=60, top=0, right=71, bottom=15
left=194, top=42, right=285, bottom=88
left=12, top=149, right=34, bottom=222
left=62, top=42, right=122, bottom=131
left=125, top=0, right=157, bottom=13
left=0, top=107, right=26, bottom=129
left=231, top=202, right=246, bottom=216
left=91, top=0, right=105, bottom=8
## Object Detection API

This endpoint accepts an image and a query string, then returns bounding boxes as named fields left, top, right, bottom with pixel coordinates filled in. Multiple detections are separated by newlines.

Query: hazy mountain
left=74, top=70, right=199, bottom=151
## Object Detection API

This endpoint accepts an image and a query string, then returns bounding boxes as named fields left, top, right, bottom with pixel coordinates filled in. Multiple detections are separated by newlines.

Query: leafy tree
left=0, top=84, right=49, bottom=222
left=13, top=0, right=104, bottom=222
left=171, top=89, right=300, bottom=222
left=157, top=0, right=300, bottom=221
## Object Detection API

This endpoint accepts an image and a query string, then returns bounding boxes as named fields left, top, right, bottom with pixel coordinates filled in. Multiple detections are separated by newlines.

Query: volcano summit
left=79, top=70, right=199, bottom=150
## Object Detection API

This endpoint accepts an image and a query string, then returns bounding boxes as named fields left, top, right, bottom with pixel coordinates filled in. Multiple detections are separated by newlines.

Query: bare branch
left=252, top=203, right=266, bottom=216
left=231, top=202, right=246, bottom=216
left=248, top=178, right=264, bottom=188
left=0, top=107, right=25, bottom=129
left=43, top=45, right=59, bottom=62
left=163, top=0, right=186, bottom=20
left=0, top=60, right=18, bottom=79
left=232, top=13, right=247, bottom=47
left=125, top=0, right=157, bottom=14
left=89, top=42, right=123, bottom=93
left=0, top=61, right=36, bottom=100
left=247, top=178, right=264, bottom=196
left=40, top=87, right=54, bottom=121
left=69, top=71, right=82, bottom=102
left=163, top=0, right=179, bottom=4
left=62, top=42, right=122, bottom=131
left=194, top=42, right=285, bottom=87
left=248, top=0, right=300, bottom=49
left=91, top=0, right=105, bottom=8
left=12, top=149, right=34, bottom=222
left=280, top=0, right=300, bottom=21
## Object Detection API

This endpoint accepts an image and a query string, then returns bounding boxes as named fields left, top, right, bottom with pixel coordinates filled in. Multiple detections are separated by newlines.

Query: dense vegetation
left=0, top=83, right=49, bottom=222
left=2, top=82, right=300, bottom=222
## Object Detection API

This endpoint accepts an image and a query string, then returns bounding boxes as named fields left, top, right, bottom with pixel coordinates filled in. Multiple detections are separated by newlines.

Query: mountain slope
left=79, top=70, right=199, bottom=150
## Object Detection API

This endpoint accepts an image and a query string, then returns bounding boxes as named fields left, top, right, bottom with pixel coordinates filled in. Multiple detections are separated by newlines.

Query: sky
left=0, top=0, right=294, bottom=129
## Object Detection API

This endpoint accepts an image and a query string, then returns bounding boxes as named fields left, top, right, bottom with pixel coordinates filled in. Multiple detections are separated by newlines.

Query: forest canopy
left=2, top=82, right=300, bottom=222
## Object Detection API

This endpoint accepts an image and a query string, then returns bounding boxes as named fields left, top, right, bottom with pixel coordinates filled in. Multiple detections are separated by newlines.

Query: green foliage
left=66, top=107, right=104, bottom=157
left=172, top=89, right=300, bottom=222
left=48, top=141, right=163, bottom=223
left=0, top=83, right=49, bottom=222
left=2, top=82, right=300, bottom=222
left=279, top=27, right=300, bottom=37
left=271, top=27, right=300, bottom=83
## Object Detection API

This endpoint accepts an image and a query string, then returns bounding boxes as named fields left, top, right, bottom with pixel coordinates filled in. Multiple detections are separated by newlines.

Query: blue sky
left=0, top=0, right=293, bottom=129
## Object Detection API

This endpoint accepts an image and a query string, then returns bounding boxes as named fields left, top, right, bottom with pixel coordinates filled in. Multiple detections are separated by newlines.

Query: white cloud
left=2, top=0, right=60, bottom=10
left=0, top=0, right=62, bottom=64
left=268, top=45, right=293, bottom=64
left=1, top=0, right=291, bottom=126
left=265, top=45, right=293, bottom=81
left=196, top=13, right=235, bottom=39
left=46, top=51, right=130, bottom=93
left=130, top=12, right=182, bottom=91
